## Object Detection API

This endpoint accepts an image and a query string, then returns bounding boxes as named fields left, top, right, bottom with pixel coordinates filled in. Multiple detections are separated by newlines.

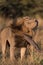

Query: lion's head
left=16, top=16, right=38, bottom=37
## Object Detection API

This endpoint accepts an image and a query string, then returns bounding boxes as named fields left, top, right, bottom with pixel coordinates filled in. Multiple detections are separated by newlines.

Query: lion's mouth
left=32, top=20, right=38, bottom=30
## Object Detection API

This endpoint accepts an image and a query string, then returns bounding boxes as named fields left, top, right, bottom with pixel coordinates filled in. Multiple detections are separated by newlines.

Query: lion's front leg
left=21, top=47, right=26, bottom=61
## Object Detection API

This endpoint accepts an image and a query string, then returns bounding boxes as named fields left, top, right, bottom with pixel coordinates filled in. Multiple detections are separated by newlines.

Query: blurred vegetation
left=40, top=60, right=43, bottom=65
left=0, top=0, right=43, bottom=17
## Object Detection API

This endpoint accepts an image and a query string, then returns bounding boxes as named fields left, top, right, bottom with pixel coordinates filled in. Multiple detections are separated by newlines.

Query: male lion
left=0, top=16, right=39, bottom=62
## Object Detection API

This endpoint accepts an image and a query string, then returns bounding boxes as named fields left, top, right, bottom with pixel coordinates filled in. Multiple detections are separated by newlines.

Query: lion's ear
left=16, top=17, right=24, bottom=26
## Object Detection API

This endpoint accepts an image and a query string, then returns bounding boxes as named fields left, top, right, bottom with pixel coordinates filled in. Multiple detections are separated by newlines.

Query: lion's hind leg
left=1, top=38, right=6, bottom=62
left=8, top=36, right=16, bottom=61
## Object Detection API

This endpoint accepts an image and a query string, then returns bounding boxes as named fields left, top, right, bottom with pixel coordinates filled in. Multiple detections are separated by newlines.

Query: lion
left=0, top=16, right=39, bottom=62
